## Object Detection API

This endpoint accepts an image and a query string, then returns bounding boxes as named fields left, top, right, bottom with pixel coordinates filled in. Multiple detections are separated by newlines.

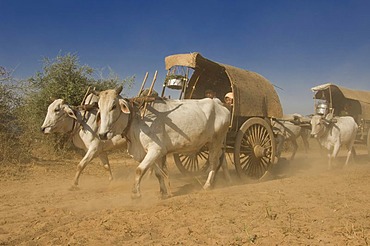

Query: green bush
left=0, top=53, right=135, bottom=164
left=0, top=81, right=27, bottom=163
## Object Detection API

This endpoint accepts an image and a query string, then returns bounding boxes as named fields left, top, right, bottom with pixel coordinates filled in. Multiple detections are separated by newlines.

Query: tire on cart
left=234, top=117, right=276, bottom=179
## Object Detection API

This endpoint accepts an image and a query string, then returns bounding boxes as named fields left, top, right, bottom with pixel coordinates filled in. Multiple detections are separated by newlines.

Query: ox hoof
left=160, top=193, right=173, bottom=200
left=202, top=183, right=212, bottom=190
left=131, top=193, right=142, bottom=200
left=68, top=185, right=80, bottom=191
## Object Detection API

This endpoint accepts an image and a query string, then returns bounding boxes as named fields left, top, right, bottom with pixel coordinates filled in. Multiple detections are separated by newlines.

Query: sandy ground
left=0, top=140, right=370, bottom=245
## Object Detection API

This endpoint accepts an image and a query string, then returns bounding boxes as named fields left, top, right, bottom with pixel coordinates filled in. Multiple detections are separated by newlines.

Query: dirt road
left=1, top=143, right=369, bottom=245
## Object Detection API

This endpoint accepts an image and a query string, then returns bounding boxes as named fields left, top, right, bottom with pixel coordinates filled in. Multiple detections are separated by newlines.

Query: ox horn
left=115, top=85, right=123, bottom=95
left=91, top=90, right=100, bottom=96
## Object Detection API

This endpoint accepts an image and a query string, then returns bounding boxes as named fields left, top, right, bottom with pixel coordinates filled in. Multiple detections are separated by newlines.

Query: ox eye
left=54, top=108, right=60, bottom=112
left=111, top=104, right=116, bottom=111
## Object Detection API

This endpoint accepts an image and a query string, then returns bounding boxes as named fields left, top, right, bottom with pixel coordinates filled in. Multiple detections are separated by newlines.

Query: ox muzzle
left=98, top=132, right=107, bottom=140
left=99, top=131, right=112, bottom=141
left=41, top=126, right=50, bottom=134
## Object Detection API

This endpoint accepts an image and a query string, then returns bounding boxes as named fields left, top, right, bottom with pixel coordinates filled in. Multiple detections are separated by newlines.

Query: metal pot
left=167, top=78, right=184, bottom=90
left=316, top=102, right=328, bottom=115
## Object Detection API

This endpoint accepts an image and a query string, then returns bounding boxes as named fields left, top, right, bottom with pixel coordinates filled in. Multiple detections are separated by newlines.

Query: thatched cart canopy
left=165, top=52, right=283, bottom=119
left=312, top=83, right=370, bottom=119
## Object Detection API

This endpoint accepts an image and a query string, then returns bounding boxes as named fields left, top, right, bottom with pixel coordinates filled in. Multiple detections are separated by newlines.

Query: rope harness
left=118, top=97, right=156, bottom=141
left=315, top=118, right=338, bottom=139
left=67, top=104, right=98, bottom=138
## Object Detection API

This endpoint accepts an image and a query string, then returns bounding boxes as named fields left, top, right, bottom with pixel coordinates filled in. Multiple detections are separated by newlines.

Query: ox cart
left=161, top=52, right=283, bottom=179
left=311, top=83, right=370, bottom=158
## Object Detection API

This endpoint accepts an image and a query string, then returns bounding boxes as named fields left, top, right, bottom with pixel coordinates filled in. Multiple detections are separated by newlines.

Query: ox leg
left=301, top=133, right=310, bottom=153
left=330, top=144, right=341, bottom=169
left=344, top=150, right=352, bottom=167
left=98, top=153, right=113, bottom=181
left=275, top=135, right=284, bottom=161
left=132, top=168, right=146, bottom=199
left=327, top=153, right=333, bottom=170
left=344, top=141, right=356, bottom=166
left=203, top=159, right=216, bottom=190
left=72, top=149, right=97, bottom=188
left=290, top=138, right=298, bottom=160
left=218, top=152, right=231, bottom=184
left=203, top=148, right=224, bottom=190
left=204, top=171, right=215, bottom=190
left=132, top=150, right=163, bottom=199
left=351, top=147, right=357, bottom=162
left=154, top=157, right=172, bottom=199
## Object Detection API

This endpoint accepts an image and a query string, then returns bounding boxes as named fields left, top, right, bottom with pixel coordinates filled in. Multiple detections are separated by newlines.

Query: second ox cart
left=311, top=83, right=370, bottom=158
left=161, top=52, right=283, bottom=179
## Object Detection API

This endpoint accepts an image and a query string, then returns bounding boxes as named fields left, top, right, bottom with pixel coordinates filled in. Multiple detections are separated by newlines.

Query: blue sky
left=1, top=0, right=370, bottom=114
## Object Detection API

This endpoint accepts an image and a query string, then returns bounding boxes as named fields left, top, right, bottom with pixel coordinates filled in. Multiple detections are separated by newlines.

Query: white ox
left=272, top=119, right=310, bottom=160
left=95, top=86, right=231, bottom=199
left=41, top=94, right=127, bottom=188
left=310, top=114, right=358, bottom=169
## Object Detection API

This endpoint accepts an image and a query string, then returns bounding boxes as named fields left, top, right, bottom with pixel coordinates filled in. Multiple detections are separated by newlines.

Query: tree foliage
left=25, top=53, right=133, bottom=127
left=0, top=53, right=135, bottom=163
left=0, top=67, right=22, bottom=162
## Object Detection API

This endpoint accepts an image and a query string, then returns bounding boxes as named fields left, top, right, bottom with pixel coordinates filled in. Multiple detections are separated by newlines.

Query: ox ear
left=63, top=105, right=78, bottom=120
left=115, top=85, right=123, bottom=95
left=96, top=111, right=101, bottom=127
left=118, top=99, right=130, bottom=114
left=325, top=112, right=334, bottom=121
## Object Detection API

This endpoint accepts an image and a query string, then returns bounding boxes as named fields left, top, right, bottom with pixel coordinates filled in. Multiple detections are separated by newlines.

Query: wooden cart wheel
left=234, top=117, right=276, bottom=178
left=173, top=147, right=210, bottom=175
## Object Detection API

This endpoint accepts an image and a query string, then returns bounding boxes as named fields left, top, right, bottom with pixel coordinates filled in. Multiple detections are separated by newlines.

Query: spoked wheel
left=173, top=146, right=210, bottom=175
left=234, top=118, right=276, bottom=179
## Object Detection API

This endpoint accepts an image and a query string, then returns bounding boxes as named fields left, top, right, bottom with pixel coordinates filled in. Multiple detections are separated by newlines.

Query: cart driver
left=224, top=92, right=233, bottom=106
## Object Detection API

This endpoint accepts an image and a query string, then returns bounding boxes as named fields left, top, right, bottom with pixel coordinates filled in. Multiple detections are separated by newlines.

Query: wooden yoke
left=72, top=87, right=98, bottom=111
left=141, top=70, right=158, bottom=119
left=81, top=86, right=91, bottom=106
left=76, top=102, right=99, bottom=111
left=81, top=86, right=92, bottom=120
left=137, top=72, right=149, bottom=97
